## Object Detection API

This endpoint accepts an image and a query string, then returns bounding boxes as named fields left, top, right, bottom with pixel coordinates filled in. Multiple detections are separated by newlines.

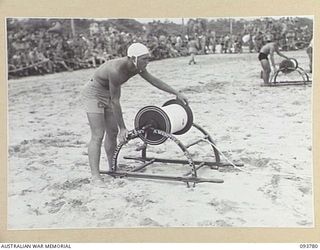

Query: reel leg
left=102, top=127, right=226, bottom=187
left=150, top=128, right=197, bottom=179
left=192, top=123, right=221, bottom=164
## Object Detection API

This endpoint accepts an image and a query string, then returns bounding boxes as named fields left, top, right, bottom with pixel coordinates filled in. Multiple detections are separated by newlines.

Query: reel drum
left=134, top=99, right=193, bottom=145
left=279, top=58, right=298, bottom=74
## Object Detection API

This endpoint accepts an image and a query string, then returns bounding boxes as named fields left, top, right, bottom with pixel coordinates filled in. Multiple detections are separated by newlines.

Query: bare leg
left=104, top=108, right=119, bottom=170
left=189, top=53, right=196, bottom=64
left=260, top=59, right=271, bottom=84
left=87, top=112, right=105, bottom=182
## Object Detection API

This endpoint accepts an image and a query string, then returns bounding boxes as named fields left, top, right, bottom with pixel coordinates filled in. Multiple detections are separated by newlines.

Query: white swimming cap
left=127, top=43, right=150, bottom=58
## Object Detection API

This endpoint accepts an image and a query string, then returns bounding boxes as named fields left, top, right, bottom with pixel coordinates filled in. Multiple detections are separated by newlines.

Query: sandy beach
left=8, top=50, right=313, bottom=229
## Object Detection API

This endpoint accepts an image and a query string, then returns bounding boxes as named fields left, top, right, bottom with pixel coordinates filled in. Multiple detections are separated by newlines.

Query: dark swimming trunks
left=258, top=52, right=268, bottom=61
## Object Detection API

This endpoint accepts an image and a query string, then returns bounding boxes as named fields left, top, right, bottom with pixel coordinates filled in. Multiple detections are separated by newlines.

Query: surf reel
left=134, top=99, right=193, bottom=145
left=269, top=58, right=312, bottom=86
left=101, top=99, right=243, bottom=187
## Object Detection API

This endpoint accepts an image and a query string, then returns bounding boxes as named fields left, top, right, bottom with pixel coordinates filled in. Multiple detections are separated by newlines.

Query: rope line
left=201, top=138, right=312, bottom=179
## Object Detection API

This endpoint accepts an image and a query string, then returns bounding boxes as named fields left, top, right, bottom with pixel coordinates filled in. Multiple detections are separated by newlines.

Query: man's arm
left=269, top=48, right=276, bottom=69
left=109, top=76, right=129, bottom=143
left=109, top=78, right=129, bottom=143
left=109, top=79, right=126, bottom=130
left=139, top=70, right=188, bottom=104
left=275, top=44, right=288, bottom=59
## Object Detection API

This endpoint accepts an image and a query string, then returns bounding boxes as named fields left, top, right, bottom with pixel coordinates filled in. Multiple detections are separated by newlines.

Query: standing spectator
left=187, top=36, right=198, bottom=65
left=198, top=34, right=206, bottom=54
left=208, top=30, right=216, bottom=53
left=175, top=34, right=183, bottom=51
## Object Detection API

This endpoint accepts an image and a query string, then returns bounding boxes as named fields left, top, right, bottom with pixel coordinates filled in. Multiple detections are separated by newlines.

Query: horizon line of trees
left=7, top=17, right=313, bottom=39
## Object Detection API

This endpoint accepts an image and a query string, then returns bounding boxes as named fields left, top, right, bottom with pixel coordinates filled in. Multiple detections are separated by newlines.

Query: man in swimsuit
left=81, top=43, right=188, bottom=185
left=258, top=38, right=289, bottom=84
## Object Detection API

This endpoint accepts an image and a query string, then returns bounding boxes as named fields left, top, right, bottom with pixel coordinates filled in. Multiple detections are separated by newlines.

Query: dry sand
left=8, top=50, right=313, bottom=229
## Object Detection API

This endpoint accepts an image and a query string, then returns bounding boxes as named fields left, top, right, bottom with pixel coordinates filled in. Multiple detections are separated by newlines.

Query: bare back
left=260, top=42, right=276, bottom=55
left=93, top=57, right=136, bottom=88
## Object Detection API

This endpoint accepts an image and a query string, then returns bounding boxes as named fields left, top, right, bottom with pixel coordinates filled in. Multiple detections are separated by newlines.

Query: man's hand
left=270, top=66, right=276, bottom=76
left=176, top=92, right=189, bottom=105
left=272, top=63, right=278, bottom=71
left=118, top=128, right=129, bottom=144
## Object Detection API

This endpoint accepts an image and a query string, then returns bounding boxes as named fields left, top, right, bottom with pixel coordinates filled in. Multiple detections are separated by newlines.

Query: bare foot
left=91, top=176, right=106, bottom=187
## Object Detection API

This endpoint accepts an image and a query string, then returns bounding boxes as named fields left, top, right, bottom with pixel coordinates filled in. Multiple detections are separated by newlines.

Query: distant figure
left=81, top=43, right=188, bottom=185
left=306, top=38, right=313, bottom=73
left=258, top=38, right=289, bottom=84
left=188, top=36, right=198, bottom=65
left=175, top=35, right=183, bottom=51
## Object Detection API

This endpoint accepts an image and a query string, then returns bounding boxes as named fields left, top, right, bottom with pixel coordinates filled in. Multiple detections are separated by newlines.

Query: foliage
left=6, top=17, right=313, bottom=38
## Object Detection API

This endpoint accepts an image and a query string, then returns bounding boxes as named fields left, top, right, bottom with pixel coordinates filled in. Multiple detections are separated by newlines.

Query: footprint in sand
left=292, top=101, right=301, bottom=105
left=111, top=178, right=129, bottom=187
left=26, top=204, right=42, bottom=216
left=124, top=193, right=146, bottom=207
left=258, top=175, right=280, bottom=201
left=298, top=186, right=311, bottom=195
left=208, top=199, right=239, bottom=214
left=243, top=134, right=252, bottom=140
left=285, top=112, right=297, bottom=117
left=202, top=216, right=247, bottom=227
left=20, top=189, right=33, bottom=196
left=180, top=85, right=204, bottom=94
left=51, top=178, right=90, bottom=190
left=45, top=198, right=66, bottom=214
left=139, top=217, right=162, bottom=227
left=215, top=219, right=233, bottom=227
left=240, top=157, right=271, bottom=168
left=68, top=199, right=89, bottom=212
left=198, top=219, right=232, bottom=227
left=297, top=220, right=313, bottom=226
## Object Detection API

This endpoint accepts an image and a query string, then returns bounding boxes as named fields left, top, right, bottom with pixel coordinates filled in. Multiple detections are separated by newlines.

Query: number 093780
left=300, top=244, right=318, bottom=248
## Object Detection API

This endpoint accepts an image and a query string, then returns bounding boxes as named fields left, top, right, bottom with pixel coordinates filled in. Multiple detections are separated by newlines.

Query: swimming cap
left=127, top=43, right=150, bottom=58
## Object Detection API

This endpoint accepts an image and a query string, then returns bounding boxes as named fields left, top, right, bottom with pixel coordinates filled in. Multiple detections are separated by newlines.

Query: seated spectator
left=46, top=47, right=73, bottom=72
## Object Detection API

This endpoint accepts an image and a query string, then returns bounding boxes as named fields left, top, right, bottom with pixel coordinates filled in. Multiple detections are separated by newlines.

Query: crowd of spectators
left=240, top=17, right=312, bottom=53
left=186, top=17, right=312, bottom=54
left=7, top=17, right=312, bottom=78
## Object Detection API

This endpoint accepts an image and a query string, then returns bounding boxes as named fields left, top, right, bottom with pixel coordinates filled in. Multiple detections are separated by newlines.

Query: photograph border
left=0, top=0, right=319, bottom=243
